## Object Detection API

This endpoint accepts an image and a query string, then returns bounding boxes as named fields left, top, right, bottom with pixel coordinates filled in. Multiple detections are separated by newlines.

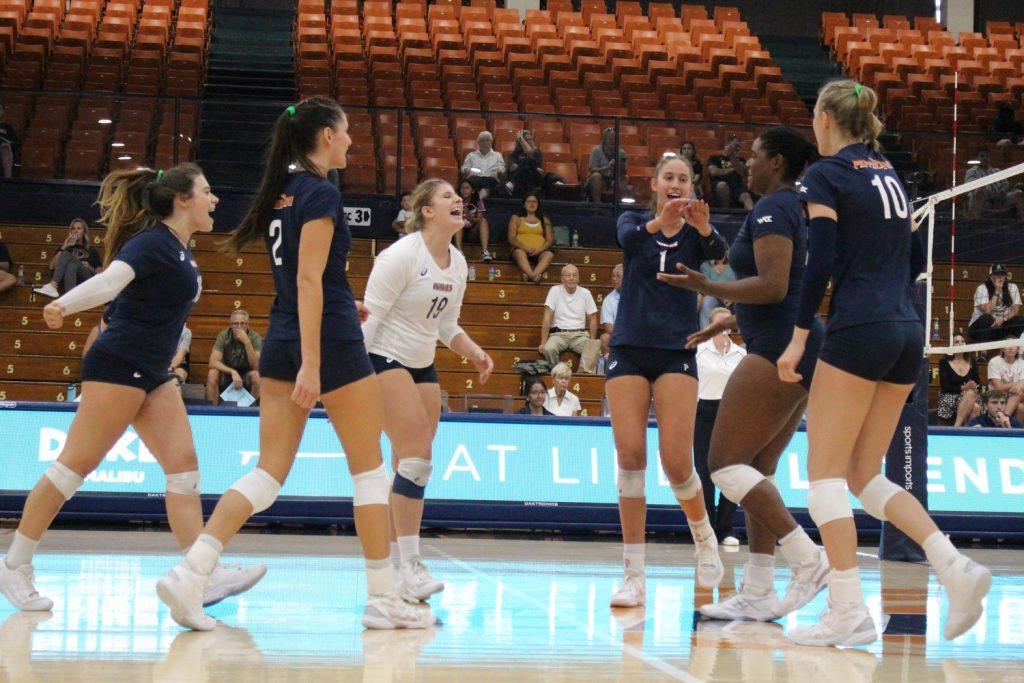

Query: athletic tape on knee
left=670, top=470, right=702, bottom=502
left=711, top=464, right=765, bottom=504
left=44, top=462, right=84, bottom=501
left=165, top=470, right=200, bottom=496
left=353, top=463, right=390, bottom=506
left=229, top=468, right=281, bottom=514
left=617, top=469, right=645, bottom=498
left=392, top=458, right=432, bottom=500
left=807, top=478, right=852, bottom=527
left=857, top=474, right=902, bottom=521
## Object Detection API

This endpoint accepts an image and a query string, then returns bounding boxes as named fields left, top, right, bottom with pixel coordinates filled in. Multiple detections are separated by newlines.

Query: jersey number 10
left=870, top=175, right=908, bottom=220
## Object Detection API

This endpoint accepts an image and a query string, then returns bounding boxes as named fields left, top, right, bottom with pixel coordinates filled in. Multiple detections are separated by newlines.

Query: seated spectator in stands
left=170, top=325, right=192, bottom=386
left=600, top=263, right=623, bottom=358
left=965, top=148, right=1024, bottom=219
left=987, top=342, right=1024, bottom=421
left=461, top=131, right=505, bottom=199
left=0, top=104, right=16, bottom=178
left=679, top=140, right=703, bottom=198
left=34, top=218, right=101, bottom=298
left=968, top=263, right=1024, bottom=342
left=585, top=127, right=628, bottom=202
left=508, top=194, right=555, bottom=283
left=708, top=134, right=754, bottom=210
left=0, top=237, right=14, bottom=295
left=539, top=264, right=598, bottom=369
left=518, top=377, right=555, bottom=416
left=990, top=102, right=1023, bottom=147
left=507, top=130, right=564, bottom=198
left=698, top=256, right=737, bottom=329
left=937, top=333, right=982, bottom=427
left=966, top=390, right=1021, bottom=428
left=207, top=309, right=262, bottom=404
left=391, top=191, right=412, bottom=236
left=544, top=362, right=581, bottom=417
left=455, top=179, right=492, bottom=262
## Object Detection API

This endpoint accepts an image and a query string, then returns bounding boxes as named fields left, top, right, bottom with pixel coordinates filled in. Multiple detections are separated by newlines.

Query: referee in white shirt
left=694, top=307, right=746, bottom=546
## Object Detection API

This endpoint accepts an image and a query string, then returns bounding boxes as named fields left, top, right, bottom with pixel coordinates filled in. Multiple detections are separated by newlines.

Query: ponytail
left=405, top=179, right=447, bottom=233
left=757, top=126, right=820, bottom=182
left=815, top=79, right=885, bottom=151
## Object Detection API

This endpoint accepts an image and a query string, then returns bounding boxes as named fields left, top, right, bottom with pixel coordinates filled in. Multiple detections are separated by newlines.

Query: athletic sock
left=922, top=531, right=960, bottom=573
left=623, top=543, right=645, bottom=574
left=4, top=532, right=39, bottom=569
left=743, top=553, right=776, bottom=596
left=688, top=515, right=716, bottom=544
left=389, top=542, right=401, bottom=568
left=827, top=567, right=863, bottom=605
left=397, top=535, right=420, bottom=563
left=778, top=526, right=819, bottom=568
left=366, top=558, right=396, bottom=597
left=184, top=534, right=223, bottom=576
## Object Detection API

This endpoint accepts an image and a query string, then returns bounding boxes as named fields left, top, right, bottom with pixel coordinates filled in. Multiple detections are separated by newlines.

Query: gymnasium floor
left=0, top=530, right=1021, bottom=682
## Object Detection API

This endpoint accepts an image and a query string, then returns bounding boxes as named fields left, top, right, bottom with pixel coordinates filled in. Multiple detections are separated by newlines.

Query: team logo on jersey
left=756, top=215, right=773, bottom=224
left=179, top=252, right=185, bottom=261
left=433, top=282, right=453, bottom=292
left=608, top=361, right=618, bottom=370
left=386, top=357, right=395, bottom=364
left=274, top=194, right=294, bottom=209
left=420, top=267, right=428, bottom=276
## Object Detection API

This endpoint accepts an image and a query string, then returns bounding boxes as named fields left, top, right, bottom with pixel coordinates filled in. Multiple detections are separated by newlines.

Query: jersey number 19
left=427, top=296, right=448, bottom=319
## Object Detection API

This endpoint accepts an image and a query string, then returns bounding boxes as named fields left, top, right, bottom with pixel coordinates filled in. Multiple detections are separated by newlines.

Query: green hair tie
left=286, top=105, right=296, bottom=117
left=156, top=169, right=164, bottom=182
left=854, top=83, right=863, bottom=97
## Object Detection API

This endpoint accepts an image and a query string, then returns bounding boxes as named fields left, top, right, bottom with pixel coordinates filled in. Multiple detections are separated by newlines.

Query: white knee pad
left=617, top=469, right=645, bottom=498
left=44, top=462, right=84, bottom=501
left=353, top=463, right=390, bottom=506
left=711, top=464, right=765, bottom=504
left=229, top=468, right=281, bottom=514
left=857, top=474, right=902, bottom=521
left=807, top=478, right=852, bottom=527
left=670, top=470, right=702, bottom=502
left=165, top=470, right=200, bottom=496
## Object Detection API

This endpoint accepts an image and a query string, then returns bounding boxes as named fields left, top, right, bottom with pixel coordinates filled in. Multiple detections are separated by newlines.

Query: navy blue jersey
left=92, top=224, right=201, bottom=373
left=611, top=211, right=727, bottom=350
left=799, top=143, right=919, bottom=331
left=264, top=172, right=361, bottom=342
left=730, top=188, right=807, bottom=345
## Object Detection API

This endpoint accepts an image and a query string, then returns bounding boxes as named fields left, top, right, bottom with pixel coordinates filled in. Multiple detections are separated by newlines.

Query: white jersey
left=362, top=231, right=468, bottom=368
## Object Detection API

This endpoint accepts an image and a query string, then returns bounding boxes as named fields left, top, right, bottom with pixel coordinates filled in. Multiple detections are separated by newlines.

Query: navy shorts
left=820, top=321, right=924, bottom=384
left=746, top=318, right=825, bottom=392
left=259, top=338, right=373, bottom=394
left=81, top=347, right=173, bottom=394
left=605, top=345, right=698, bottom=382
left=369, top=353, right=439, bottom=384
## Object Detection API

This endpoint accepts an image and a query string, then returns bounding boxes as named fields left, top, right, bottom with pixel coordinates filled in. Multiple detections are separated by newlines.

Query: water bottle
left=597, top=356, right=605, bottom=375
left=467, top=263, right=476, bottom=281
left=571, top=229, right=579, bottom=248
left=487, top=266, right=495, bottom=282
left=16, top=265, right=24, bottom=285
left=932, top=317, right=940, bottom=342
left=66, top=384, right=76, bottom=402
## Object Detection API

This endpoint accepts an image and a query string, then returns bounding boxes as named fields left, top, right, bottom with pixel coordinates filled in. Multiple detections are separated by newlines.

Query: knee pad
left=229, top=468, right=281, bottom=514
left=353, top=463, right=390, bottom=506
left=857, top=474, right=902, bottom=521
left=165, top=470, right=200, bottom=496
left=670, top=470, right=702, bottom=502
left=807, top=478, right=852, bottom=528
left=711, top=464, right=765, bottom=504
left=392, top=458, right=432, bottom=500
left=617, top=469, right=645, bottom=498
left=44, top=462, right=84, bottom=501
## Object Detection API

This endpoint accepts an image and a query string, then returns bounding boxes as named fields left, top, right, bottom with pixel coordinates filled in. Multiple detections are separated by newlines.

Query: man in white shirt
left=461, top=131, right=506, bottom=199
left=694, top=308, right=746, bottom=546
left=539, top=264, right=598, bottom=369
left=600, top=263, right=623, bottom=359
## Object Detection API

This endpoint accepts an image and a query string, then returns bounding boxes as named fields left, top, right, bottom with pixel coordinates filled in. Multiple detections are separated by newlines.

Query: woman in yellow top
left=507, top=193, right=555, bottom=283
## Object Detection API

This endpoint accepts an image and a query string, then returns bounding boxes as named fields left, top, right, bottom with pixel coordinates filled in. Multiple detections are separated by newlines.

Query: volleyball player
left=0, top=164, right=265, bottom=611
left=157, top=98, right=435, bottom=631
left=658, top=127, right=829, bottom=621
left=606, top=154, right=729, bottom=608
left=361, top=178, right=493, bottom=603
left=777, top=80, right=991, bottom=646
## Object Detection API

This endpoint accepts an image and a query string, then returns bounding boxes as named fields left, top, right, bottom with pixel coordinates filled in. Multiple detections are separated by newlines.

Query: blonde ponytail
left=816, top=79, right=884, bottom=151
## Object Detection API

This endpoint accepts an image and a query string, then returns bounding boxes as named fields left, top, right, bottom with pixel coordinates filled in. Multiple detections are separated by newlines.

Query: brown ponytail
left=815, top=79, right=884, bottom=151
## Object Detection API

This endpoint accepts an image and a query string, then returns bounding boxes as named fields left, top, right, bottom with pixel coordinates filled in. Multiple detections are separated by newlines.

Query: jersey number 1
left=871, top=175, right=908, bottom=220
left=269, top=219, right=284, bottom=266
left=659, top=249, right=667, bottom=272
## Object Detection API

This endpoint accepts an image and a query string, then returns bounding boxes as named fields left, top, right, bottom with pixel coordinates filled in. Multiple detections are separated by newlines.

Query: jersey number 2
left=871, top=175, right=908, bottom=220
left=427, top=296, right=448, bottom=319
left=269, top=219, right=284, bottom=266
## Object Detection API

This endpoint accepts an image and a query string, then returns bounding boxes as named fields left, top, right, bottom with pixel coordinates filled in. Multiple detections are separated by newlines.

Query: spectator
left=679, top=140, right=703, bottom=197
left=461, top=130, right=505, bottom=199
left=987, top=342, right=1024, bottom=421
left=539, top=263, right=598, bottom=368
left=585, top=127, right=628, bottom=202
left=966, top=390, right=1021, bottom=428
left=600, top=263, right=623, bottom=359
left=694, top=307, right=747, bottom=547
left=0, top=104, right=16, bottom=178
left=207, top=309, right=262, bottom=404
left=990, top=102, right=1023, bottom=147
left=170, top=325, right=192, bottom=385
left=391, top=191, right=412, bottom=236
left=507, top=130, right=564, bottom=198
left=455, top=179, right=492, bottom=262
left=964, top=148, right=1024, bottom=219
left=33, top=218, right=101, bottom=298
left=508, top=193, right=555, bottom=283
left=968, top=263, right=1024, bottom=342
left=698, top=256, right=737, bottom=329
left=517, top=377, right=555, bottom=416
left=0, top=237, right=14, bottom=295
left=707, top=134, right=754, bottom=210
left=544, top=362, right=581, bottom=416
left=936, top=333, right=982, bottom=426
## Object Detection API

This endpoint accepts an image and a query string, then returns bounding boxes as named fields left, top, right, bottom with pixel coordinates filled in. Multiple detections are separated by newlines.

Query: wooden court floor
left=0, top=530, right=1021, bottom=682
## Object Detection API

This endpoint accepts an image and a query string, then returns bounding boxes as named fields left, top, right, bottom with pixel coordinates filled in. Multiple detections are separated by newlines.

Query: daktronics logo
left=38, top=428, right=154, bottom=485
